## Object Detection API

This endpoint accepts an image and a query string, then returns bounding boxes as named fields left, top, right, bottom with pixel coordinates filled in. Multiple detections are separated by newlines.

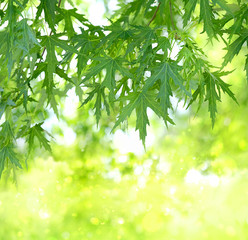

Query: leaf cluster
left=0, top=0, right=246, bottom=176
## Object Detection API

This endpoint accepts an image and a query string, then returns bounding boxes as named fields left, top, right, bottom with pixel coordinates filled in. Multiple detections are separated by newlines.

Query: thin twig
left=40, top=0, right=62, bottom=60
left=58, top=0, right=62, bottom=8
left=147, top=2, right=161, bottom=26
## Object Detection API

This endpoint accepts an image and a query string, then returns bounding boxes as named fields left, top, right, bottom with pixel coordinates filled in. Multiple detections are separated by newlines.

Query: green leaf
left=157, top=36, right=171, bottom=51
left=3, top=0, right=17, bottom=77
left=0, top=121, right=15, bottom=141
left=16, top=18, right=40, bottom=65
left=0, top=145, right=22, bottom=178
left=204, top=72, right=220, bottom=127
left=57, top=8, right=87, bottom=38
left=36, top=0, right=58, bottom=32
left=82, top=56, right=132, bottom=102
left=101, top=22, right=133, bottom=49
left=40, top=35, right=78, bottom=107
left=186, top=69, right=237, bottom=127
left=199, top=0, right=215, bottom=38
left=183, top=0, right=197, bottom=26
left=0, top=100, right=15, bottom=120
left=136, top=91, right=174, bottom=145
left=125, top=26, right=157, bottom=56
left=135, top=95, right=149, bottom=145
left=28, top=123, right=52, bottom=153
left=50, top=93, right=59, bottom=119
left=73, top=77, right=83, bottom=102
left=223, top=32, right=248, bottom=66
left=119, top=0, right=144, bottom=20
left=41, top=36, right=57, bottom=82
left=156, top=71, right=173, bottom=113
left=70, top=32, right=99, bottom=76
left=80, top=84, right=110, bottom=125
left=187, top=79, right=205, bottom=113
left=50, top=35, right=78, bottom=54
left=143, top=61, right=190, bottom=113
left=212, top=0, right=232, bottom=13
left=112, top=92, right=141, bottom=132
left=112, top=91, right=173, bottom=145
left=213, top=71, right=238, bottom=104
left=191, top=71, right=237, bottom=127
left=225, top=5, right=248, bottom=40
left=55, top=67, right=73, bottom=84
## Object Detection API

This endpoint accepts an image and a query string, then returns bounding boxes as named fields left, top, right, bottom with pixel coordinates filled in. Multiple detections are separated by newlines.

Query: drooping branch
left=147, top=2, right=161, bottom=26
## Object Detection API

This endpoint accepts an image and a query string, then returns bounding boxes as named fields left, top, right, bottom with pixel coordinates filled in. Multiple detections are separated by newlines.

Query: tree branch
left=147, top=2, right=161, bottom=26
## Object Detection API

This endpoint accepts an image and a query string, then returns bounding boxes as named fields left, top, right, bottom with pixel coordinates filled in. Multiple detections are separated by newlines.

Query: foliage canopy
left=0, top=0, right=247, bottom=176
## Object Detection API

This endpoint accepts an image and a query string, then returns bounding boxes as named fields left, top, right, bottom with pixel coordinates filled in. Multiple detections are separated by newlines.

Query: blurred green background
left=1, top=0, right=248, bottom=239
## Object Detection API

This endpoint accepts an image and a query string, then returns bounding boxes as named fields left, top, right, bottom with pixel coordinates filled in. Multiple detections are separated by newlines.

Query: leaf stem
left=147, top=2, right=161, bottom=26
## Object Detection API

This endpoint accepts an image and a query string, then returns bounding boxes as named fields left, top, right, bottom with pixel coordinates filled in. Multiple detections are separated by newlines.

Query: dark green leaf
left=183, top=0, right=197, bottom=26
left=223, top=33, right=248, bottom=66
left=28, top=123, right=52, bottom=152
left=36, top=0, right=58, bottom=32
left=0, top=145, right=22, bottom=178
left=199, top=0, right=215, bottom=38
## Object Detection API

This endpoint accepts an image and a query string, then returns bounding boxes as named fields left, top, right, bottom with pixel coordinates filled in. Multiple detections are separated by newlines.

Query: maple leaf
left=101, top=22, right=133, bottom=49
left=80, top=83, right=110, bottom=125
left=0, top=121, right=15, bottom=141
left=2, top=0, right=18, bottom=77
left=119, top=0, right=145, bottom=20
left=82, top=55, right=132, bottom=102
left=0, top=145, right=22, bottom=178
left=57, top=8, right=87, bottom=38
left=70, top=32, right=100, bottom=76
left=199, top=0, right=215, bottom=38
left=0, top=99, right=16, bottom=120
left=183, top=0, right=197, bottom=26
left=188, top=71, right=237, bottom=127
left=112, top=91, right=174, bottom=145
left=156, top=36, right=171, bottom=57
left=16, top=19, right=40, bottom=58
left=36, top=0, right=58, bottom=32
left=226, top=4, right=248, bottom=40
left=0, top=121, right=22, bottom=177
left=187, top=79, right=205, bottom=113
left=183, top=0, right=231, bottom=36
left=0, top=0, right=247, bottom=174
left=125, top=25, right=157, bottom=56
left=204, top=72, right=220, bottom=127
left=143, top=60, right=191, bottom=113
left=40, top=35, right=78, bottom=97
left=28, top=123, right=52, bottom=153
left=223, top=31, right=248, bottom=67
left=55, top=67, right=73, bottom=84
left=41, top=36, right=57, bottom=81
